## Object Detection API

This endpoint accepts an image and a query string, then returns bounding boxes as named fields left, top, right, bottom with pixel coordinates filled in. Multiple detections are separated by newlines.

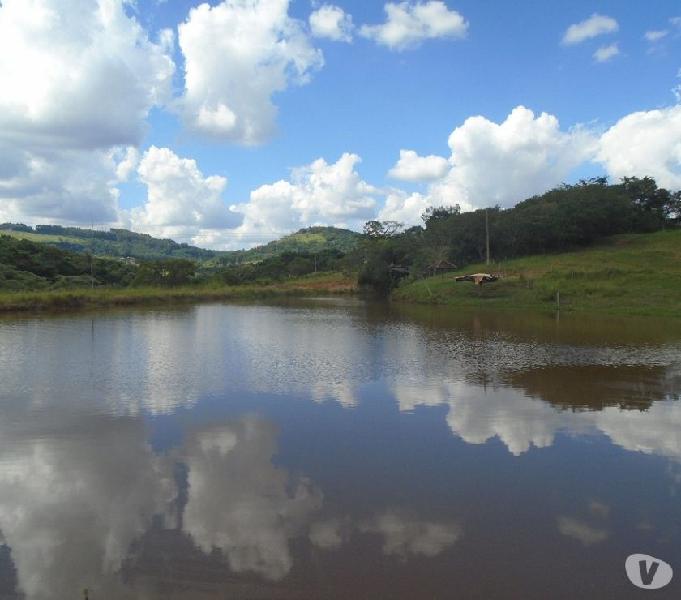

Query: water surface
left=1, top=299, right=680, bottom=598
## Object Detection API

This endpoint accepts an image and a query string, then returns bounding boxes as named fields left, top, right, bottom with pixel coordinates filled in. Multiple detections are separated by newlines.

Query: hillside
left=0, top=224, right=218, bottom=261
left=393, top=229, right=681, bottom=317
left=0, top=234, right=139, bottom=291
left=0, top=224, right=359, bottom=264
left=218, top=226, right=360, bottom=264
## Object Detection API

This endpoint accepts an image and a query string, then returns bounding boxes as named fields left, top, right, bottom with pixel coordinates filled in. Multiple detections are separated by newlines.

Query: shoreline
left=3, top=228, right=681, bottom=319
left=2, top=279, right=679, bottom=319
left=0, top=273, right=357, bottom=314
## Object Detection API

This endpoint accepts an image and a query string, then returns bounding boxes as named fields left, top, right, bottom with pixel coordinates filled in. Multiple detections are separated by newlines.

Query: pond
left=0, top=299, right=680, bottom=598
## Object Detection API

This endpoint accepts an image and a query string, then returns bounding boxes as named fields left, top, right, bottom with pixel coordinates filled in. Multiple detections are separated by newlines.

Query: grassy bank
left=393, top=229, right=681, bottom=317
left=0, top=272, right=356, bottom=313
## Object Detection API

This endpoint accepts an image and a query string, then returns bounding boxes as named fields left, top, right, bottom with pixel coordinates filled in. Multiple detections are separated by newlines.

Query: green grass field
left=0, top=273, right=356, bottom=313
left=394, top=229, right=681, bottom=317
left=1, top=230, right=86, bottom=245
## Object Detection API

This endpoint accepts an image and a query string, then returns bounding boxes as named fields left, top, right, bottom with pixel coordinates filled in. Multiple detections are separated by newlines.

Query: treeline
left=0, top=236, right=136, bottom=290
left=356, top=177, right=681, bottom=292
left=0, top=236, right=202, bottom=291
left=0, top=235, right=347, bottom=291
left=214, top=250, right=347, bottom=284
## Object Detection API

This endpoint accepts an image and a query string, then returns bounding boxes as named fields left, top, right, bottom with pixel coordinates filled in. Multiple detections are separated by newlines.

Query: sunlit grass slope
left=0, top=230, right=84, bottom=244
left=394, top=229, right=681, bottom=317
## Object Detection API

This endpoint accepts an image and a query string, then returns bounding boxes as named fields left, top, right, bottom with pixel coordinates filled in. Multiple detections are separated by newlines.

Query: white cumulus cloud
left=178, top=0, right=323, bottom=145
left=227, top=153, right=379, bottom=248
left=597, top=105, right=681, bottom=190
left=388, top=149, right=450, bottom=181
left=129, top=146, right=241, bottom=244
left=562, top=13, right=618, bottom=45
left=0, top=144, right=125, bottom=225
left=360, top=1, right=468, bottom=51
left=0, top=0, right=174, bottom=227
left=309, top=4, right=354, bottom=42
left=439, top=104, right=597, bottom=204
left=0, top=0, right=174, bottom=151
left=379, top=190, right=431, bottom=224
left=112, top=146, right=140, bottom=183
left=381, top=106, right=596, bottom=225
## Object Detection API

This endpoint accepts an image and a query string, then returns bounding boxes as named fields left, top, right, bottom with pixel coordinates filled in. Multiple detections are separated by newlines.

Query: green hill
left=218, top=226, right=360, bottom=265
left=393, top=229, right=681, bottom=317
left=0, top=224, right=360, bottom=264
left=0, top=234, right=139, bottom=291
left=0, top=224, right=218, bottom=261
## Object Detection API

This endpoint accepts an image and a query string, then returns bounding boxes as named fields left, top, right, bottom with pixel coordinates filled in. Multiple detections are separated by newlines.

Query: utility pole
left=485, top=208, right=490, bottom=266
left=89, top=252, right=95, bottom=288
left=90, top=216, right=95, bottom=288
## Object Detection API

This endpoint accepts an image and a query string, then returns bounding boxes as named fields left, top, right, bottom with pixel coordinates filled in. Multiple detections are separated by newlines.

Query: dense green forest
left=1, top=176, right=678, bottom=295
left=0, top=235, right=196, bottom=290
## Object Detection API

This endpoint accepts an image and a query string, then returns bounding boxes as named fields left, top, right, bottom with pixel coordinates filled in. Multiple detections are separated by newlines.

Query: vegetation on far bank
left=393, top=229, right=681, bottom=317
left=355, top=176, right=680, bottom=291
left=0, top=273, right=356, bottom=313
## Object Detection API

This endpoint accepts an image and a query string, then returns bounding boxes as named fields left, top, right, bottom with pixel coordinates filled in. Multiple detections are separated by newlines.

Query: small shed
left=428, top=259, right=457, bottom=277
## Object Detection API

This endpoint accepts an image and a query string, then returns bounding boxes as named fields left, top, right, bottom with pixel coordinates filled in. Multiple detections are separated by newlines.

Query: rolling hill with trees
left=0, top=225, right=361, bottom=292
left=0, top=224, right=219, bottom=261
left=218, top=226, right=360, bottom=264
left=0, top=223, right=360, bottom=264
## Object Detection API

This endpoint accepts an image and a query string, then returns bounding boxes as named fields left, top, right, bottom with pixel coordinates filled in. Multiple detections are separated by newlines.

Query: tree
left=362, top=220, right=403, bottom=239
left=421, top=205, right=460, bottom=225
left=133, top=259, right=196, bottom=287
left=621, top=176, right=677, bottom=226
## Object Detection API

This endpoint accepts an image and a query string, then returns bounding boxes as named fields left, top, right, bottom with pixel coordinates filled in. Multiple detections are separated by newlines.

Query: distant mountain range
left=0, top=223, right=361, bottom=263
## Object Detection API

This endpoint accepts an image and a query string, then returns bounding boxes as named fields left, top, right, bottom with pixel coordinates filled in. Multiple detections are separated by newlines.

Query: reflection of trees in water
left=503, top=364, right=680, bottom=411
left=386, top=302, right=681, bottom=347
left=0, top=544, right=21, bottom=600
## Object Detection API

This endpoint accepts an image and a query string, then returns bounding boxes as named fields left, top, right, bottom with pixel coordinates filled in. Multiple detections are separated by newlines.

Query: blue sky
left=0, top=0, right=679, bottom=248
left=135, top=0, right=679, bottom=201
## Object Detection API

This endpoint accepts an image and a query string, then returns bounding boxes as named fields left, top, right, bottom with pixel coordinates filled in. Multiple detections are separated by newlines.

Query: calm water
left=1, top=299, right=681, bottom=599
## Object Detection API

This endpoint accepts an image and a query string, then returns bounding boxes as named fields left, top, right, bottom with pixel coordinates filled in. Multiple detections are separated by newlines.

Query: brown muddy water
left=0, top=298, right=680, bottom=599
